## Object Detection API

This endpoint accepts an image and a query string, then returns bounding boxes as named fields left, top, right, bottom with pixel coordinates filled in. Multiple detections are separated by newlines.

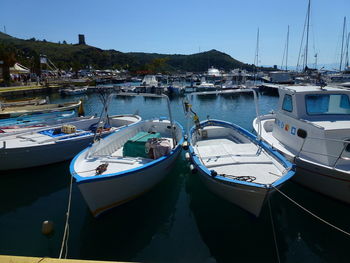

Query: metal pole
left=305, top=0, right=311, bottom=69
left=340, top=17, right=346, bottom=71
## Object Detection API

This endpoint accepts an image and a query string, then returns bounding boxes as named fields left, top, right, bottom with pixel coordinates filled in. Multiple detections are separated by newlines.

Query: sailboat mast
left=305, top=0, right=311, bottom=69
left=254, top=28, right=260, bottom=68
left=346, top=32, right=350, bottom=69
left=339, top=16, right=346, bottom=71
left=286, top=25, right=289, bottom=71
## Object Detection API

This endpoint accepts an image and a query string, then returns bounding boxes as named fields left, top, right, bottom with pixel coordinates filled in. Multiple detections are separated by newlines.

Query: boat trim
left=189, top=119, right=294, bottom=188
left=70, top=120, right=184, bottom=184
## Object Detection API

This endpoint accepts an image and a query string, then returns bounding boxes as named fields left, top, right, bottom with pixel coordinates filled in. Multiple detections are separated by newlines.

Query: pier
left=0, top=255, right=136, bottom=263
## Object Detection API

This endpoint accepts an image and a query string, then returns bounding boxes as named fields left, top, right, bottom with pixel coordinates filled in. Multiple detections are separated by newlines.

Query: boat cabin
left=272, top=85, right=350, bottom=167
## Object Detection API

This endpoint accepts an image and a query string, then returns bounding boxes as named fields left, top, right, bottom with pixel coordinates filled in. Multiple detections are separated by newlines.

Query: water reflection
left=76, top=157, right=185, bottom=261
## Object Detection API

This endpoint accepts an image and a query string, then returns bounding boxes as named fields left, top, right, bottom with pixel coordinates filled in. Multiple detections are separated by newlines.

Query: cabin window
left=282, top=94, right=293, bottom=112
left=306, top=94, right=350, bottom=115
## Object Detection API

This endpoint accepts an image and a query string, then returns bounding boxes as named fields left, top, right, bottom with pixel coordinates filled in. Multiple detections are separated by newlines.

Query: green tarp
left=123, top=131, right=161, bottom=158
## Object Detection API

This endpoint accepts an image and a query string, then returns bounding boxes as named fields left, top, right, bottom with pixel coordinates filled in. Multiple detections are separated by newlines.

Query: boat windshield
left=306, top=94, right=350, bottom=115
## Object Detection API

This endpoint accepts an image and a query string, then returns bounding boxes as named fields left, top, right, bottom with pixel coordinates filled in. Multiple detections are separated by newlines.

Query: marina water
left=0, top=92, right=349, bottom=262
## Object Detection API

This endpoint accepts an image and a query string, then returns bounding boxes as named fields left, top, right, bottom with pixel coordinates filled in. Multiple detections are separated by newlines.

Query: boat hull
left=0, top=136, right=95, bottom=170
left=254, top=116, right=350, bottom=204
left=188, top=119, right=294, bottom=217
left=76, top=145, right=181, bottom=217
left=196, top=167, right=269, bottom=216
left=294, top=158, right=350, bottom=203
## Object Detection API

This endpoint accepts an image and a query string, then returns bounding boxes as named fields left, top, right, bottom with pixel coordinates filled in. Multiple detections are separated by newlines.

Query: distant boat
left=196, top=77, right=217, bottom=91
left=0, top=114, right=141, bottom=170
left=60, top=86, right=88, bottom=96
left=0, top=97, right=48, bottom=107
left=253, top=85, right=350, bottom=204
left=0, top=100, right=82, bottom=119
left=0, top=110, right=77, bottom=134
left=186, top=89, right=295, bottom=216
left=70, top=93, right=184, bottom=217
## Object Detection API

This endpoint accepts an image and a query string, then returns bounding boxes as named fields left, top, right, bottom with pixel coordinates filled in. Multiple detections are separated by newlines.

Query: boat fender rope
left=272, top=185, right=350, bottom=237
left=220, top=174, right=257, bottom=182
left=96, top=163, right=108, bottom=175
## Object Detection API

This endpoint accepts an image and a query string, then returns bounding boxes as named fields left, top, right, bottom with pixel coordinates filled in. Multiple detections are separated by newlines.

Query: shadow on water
left=76, top=156, right=186, bottom=262
left=186, top=168, right=350, bottom=263
left=0, top=161, right=72, bottom=258
left=0, top=162, right=70, bottom=214
left=270, top=178, right=350, bottom=263
left=185, top=171, right=279, bottom=263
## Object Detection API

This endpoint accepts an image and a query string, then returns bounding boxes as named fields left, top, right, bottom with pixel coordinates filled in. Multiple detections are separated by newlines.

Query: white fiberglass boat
left=70, top=93, right=184, bottom=217
left=0, top=114, right=141, bottom=170
left=253, top=85, right=350, bottom=203
left=186, top=90, right=295, bottom=216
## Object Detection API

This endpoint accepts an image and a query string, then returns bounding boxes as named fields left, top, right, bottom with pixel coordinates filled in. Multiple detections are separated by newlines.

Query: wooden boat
left=0, top=114, right=141, bottom=170
left=70, top=93, right=184, bottom=217
left=0, top=100, right=82, bottom=119
left=253, top=85, right=350, bottom=204
left=185, top=89, right=294, bottom=216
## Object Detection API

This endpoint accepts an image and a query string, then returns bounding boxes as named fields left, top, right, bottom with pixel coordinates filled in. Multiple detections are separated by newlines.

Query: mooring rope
left=272, top=185, right=350, bottom=237
left=59, top=175, right=74, bottom=259
left=268, top=198, right=281, bottom=263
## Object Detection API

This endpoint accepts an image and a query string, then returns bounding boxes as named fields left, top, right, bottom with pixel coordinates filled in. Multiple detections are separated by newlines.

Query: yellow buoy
left=42, top=220, right=54, bottom=236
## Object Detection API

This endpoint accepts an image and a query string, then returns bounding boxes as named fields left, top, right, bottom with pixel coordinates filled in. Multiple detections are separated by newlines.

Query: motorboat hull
left=253, top=115, right=350, bottom=204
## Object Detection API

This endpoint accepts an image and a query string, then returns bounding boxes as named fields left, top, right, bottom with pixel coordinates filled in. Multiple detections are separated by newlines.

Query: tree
left=0, top=43, right=17, bottom=86
left=63, top=40, right=67, bottom=44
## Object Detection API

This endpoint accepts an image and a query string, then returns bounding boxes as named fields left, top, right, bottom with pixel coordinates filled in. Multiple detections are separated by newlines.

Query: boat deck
left=76, top=137, right=174, bottom=178
left=194, top=138, right=282, bottom=185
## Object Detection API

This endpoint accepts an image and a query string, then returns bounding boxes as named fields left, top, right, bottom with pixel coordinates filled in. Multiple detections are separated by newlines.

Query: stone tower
left=78, top=34, right=86, bottom=45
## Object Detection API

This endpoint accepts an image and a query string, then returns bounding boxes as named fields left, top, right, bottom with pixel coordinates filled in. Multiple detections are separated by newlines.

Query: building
left=78, top=34, right=86, bottom=45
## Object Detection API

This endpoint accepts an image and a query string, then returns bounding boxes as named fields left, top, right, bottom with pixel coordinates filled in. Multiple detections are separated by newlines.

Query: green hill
left=0, top=32, right=255, bottom=73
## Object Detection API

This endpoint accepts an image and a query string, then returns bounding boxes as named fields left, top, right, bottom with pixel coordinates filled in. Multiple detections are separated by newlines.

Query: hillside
left=0, top=32, right=255, bottom=72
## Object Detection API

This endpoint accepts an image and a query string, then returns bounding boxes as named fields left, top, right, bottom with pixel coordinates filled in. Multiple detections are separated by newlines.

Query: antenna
left=3, top=26, right=6, bottom=33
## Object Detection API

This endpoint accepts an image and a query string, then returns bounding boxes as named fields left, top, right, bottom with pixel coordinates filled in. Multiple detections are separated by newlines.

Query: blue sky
left=1, top=0, right=349, bottom=68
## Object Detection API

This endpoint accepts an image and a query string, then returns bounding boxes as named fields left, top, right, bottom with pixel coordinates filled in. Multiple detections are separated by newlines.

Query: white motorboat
left=186, top=90, right=295, bottom=216
left=0, top=114, right=141, bottom=170
left=70, top=93, right=184, bottom=217
left=60, top=86, right=88, bottom=96
left=253, top=85, right=350, bottom=203
left=196, top=77, right=217, bottom=91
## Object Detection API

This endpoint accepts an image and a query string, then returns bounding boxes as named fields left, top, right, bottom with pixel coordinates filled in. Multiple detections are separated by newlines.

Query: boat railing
left=95, top=92, right=177, bottom=148
left=296, top=136, right=350, bottom=168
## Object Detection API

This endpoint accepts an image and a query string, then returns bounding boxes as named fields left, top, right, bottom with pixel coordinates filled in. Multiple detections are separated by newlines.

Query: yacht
left=253, top=85, right=350, bottom=203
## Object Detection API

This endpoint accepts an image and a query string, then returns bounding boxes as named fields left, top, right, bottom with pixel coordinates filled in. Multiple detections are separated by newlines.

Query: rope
left=59, top=174, right=74, bottom=259
left=272, top=185, right=350, bottom=237
left=268, top=198, right=281, bottom=263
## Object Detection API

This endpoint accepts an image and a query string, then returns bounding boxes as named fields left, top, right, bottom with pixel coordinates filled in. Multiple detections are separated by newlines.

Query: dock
left=0, top=255, right=136, bottom=263
left=0, top=84, right=56, bottom=97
